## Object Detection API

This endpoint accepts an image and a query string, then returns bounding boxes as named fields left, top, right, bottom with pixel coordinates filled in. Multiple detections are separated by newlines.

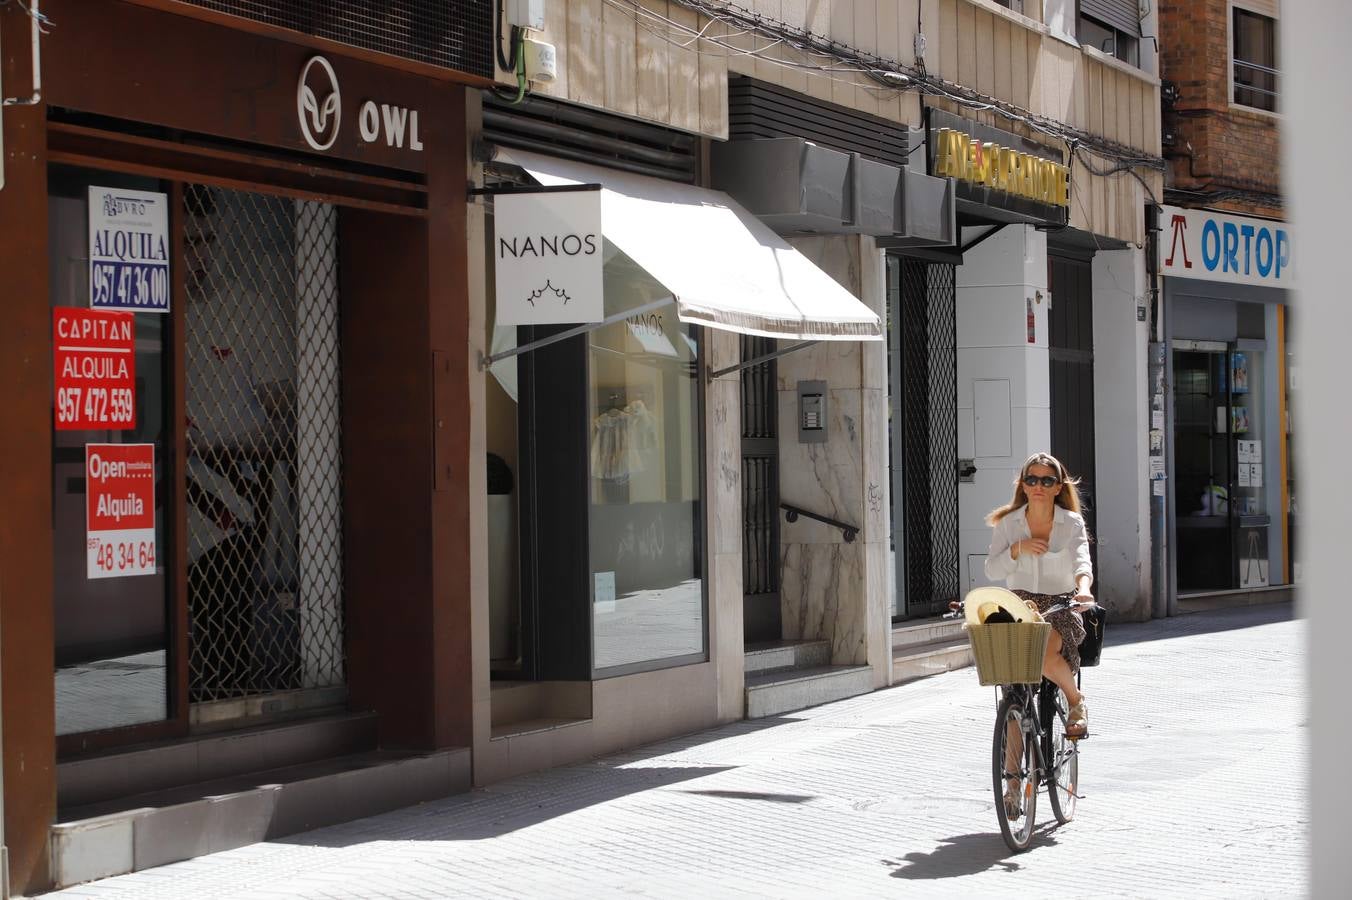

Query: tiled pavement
left=45, top=603, right=1305, bottom=899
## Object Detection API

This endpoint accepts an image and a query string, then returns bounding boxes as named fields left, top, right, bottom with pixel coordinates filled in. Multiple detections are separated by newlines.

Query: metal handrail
left=781, top=503, right=858, bottom=543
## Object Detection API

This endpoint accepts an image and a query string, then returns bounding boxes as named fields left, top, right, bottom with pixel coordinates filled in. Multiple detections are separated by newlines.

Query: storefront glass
left=1172, top=323, right=1280, bottom=591
left=50, top=167, right=171, bottom=735
left=588, top=253, right=702, bottom=670
left=485, top=224, right=706, bottom=677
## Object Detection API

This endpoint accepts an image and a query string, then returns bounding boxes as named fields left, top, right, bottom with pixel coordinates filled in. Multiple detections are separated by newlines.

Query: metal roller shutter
left=1081, top=0, right=1142, bottom=36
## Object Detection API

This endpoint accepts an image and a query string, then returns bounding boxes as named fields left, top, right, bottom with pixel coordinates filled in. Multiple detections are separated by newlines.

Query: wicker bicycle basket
left=967, top=621, right=1052, bottom=686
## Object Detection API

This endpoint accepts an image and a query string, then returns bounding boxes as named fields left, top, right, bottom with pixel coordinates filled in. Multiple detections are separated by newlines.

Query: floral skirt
left=1012, top=589, right=1087, bottom=673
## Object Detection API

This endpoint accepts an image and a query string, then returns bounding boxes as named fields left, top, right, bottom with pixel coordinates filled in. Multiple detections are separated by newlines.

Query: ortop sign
left=494, top=190, right=604, bottom=326
left=1159, top=205, right=1294, bottom=288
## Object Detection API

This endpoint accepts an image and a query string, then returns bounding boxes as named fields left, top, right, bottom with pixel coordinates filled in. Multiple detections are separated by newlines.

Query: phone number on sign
left=91, top=261, right=169, bottom=310
left=57, top=387, right=134, bottom=426
left=89, top=538, right=156, bottom=574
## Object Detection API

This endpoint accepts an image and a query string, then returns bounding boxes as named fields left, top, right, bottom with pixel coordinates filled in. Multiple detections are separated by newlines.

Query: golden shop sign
left=931, top=126, right=1070, bottom=209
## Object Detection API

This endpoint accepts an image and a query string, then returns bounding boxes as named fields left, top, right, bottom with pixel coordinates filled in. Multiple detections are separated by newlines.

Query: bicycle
left=946, top=593, right=1090, bottom=852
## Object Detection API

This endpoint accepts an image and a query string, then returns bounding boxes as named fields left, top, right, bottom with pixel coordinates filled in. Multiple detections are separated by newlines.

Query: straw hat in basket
left=963, top=586, right=1044, bottom=627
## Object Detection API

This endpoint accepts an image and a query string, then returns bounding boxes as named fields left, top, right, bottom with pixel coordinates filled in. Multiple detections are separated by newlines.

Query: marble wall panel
left=864, top=539, right=892, bottom=685
left=711, top=551, right=744, bottom=721
left=778, top=389, right=864, bottom=544
left=780, top=541, right=868, bottom=664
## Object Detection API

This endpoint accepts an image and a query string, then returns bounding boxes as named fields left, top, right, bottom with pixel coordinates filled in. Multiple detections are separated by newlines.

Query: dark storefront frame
left=1, top=3, right=485, bottom=892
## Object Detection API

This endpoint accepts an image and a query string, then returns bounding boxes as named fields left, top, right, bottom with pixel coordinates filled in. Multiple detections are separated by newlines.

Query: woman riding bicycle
left=985, top=452, right=1095, bottom=740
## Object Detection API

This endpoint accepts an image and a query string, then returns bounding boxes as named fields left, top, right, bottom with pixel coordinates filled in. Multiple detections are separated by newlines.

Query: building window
left=1233, top=7, right=1278, bottom=112
left=1079, top=13, right=1140, bottom=68
left=992, top=0, right=1025, bottom=13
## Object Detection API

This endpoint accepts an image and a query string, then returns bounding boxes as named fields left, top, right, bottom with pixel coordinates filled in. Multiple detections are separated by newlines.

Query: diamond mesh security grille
left=896, top=260, right=960, bottom=616
left=185, top=185, right=345, bottom=702
left=180, top=1, right=494, bottom=78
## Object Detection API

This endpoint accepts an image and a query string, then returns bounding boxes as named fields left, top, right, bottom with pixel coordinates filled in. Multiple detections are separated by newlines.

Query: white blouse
left=984, top=504, right=1094, bottom=596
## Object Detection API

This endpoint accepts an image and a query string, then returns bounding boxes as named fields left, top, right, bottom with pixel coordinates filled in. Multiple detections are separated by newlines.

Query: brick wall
left=1159, top=0, right=1282, bottom=219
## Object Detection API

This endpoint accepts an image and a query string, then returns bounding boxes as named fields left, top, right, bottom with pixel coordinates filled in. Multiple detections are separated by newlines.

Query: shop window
left=1233, top=7, right=1279, bottom=112
left=486, top=225, right=706, bottom=679
left=1173, top=331, right=1275, bottom=592
left=51, top=167, right=172, bottom=735
left=588, top=255, right=703, bottom=672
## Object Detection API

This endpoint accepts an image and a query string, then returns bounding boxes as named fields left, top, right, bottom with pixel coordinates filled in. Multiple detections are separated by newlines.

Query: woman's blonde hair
left=986, top=452, right=1084, bottom=525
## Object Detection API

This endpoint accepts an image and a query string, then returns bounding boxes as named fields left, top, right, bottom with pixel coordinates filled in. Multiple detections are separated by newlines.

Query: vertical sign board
left=54, top=307, right=137, bottom=430
left=86, top=443, right=157, bottom=579
left=494, top=189, right=604, bottom=325
left=89, top=186, right=172, bottom=313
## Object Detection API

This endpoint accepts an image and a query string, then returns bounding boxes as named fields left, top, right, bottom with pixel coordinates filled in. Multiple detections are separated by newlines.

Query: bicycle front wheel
left=993, top=691, right=1039, bottom=851
left=1043, top=684, right=1079, bottom=824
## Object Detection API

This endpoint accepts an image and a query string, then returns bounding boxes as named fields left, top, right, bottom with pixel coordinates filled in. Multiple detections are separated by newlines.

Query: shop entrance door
left=741, top=335, right=782, bottom=643
left=889, top=257, right=960, bottom=620
left=1048, top=252, right=1098, bottom=567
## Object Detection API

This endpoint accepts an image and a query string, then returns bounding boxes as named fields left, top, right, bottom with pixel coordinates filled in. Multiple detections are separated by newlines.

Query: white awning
left=497, top=148, right=883, bottom=342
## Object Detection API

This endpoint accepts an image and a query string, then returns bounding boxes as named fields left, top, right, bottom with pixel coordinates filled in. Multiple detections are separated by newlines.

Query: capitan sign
left=494, top=190, right=604, bottom=326
left=1159, top=205, right=1294, bottom=288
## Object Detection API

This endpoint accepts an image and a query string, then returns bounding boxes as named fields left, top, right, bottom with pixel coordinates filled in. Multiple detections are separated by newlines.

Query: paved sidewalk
left=46, top=604, right=1305, bottom=899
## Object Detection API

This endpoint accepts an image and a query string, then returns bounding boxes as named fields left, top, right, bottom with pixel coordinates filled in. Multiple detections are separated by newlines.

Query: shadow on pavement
left=677, top=789, right=816, bottom=803
left=277, top=715, right=807, bottom=848
left=1101, top=601, right=1295, bottom=649
left=885, top=824, right=1061, bottom=879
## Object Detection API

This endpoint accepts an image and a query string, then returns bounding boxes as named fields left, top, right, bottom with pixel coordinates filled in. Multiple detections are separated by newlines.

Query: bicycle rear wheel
left=1043, top=683, right=1079, bottom=824
left=993, top=691, right=1039, bottom=851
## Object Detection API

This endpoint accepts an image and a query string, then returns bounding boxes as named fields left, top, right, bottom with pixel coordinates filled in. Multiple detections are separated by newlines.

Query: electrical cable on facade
left=658, top=0, right=1165, bottom=178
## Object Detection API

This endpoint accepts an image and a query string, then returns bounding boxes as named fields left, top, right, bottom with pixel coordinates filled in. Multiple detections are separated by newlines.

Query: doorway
left=1048, top=251, right=1098, bottom=563
left=888, top=256, right=960, bottom=620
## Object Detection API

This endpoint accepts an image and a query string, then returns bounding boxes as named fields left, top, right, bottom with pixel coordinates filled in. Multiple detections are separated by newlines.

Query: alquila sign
left=928, top=110, right=1070, bottom=219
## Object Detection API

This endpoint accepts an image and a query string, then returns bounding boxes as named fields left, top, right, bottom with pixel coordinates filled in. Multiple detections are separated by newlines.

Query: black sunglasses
left=1022, top=475, right=1061, bottom=488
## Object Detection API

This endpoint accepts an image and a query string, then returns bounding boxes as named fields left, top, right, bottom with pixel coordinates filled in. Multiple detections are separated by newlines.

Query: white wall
left=956, top=225, right=1050, bottom=592
left=1091, top=247, right=1152, bottom=620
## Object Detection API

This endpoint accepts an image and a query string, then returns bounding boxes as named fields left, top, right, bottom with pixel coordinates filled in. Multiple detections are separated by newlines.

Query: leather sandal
left=1003, top=779, right=1023, bottom=820
left=1066, top=700, right=1088, bottom=738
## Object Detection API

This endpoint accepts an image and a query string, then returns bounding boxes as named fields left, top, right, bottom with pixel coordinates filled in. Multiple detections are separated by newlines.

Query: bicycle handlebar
left=945, top=598, right=1095, bottom=621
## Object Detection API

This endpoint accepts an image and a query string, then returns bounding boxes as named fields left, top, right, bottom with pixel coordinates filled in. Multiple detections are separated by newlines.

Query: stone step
left=892, top=637, right=974, bottom=684
left=745, top=665, right=873, bottom=719
left=58, top=711, right=378, bottom=810
left=891, top=617, right=965, bottom=651
left=51, top=746, right=471, bottom=890
left=743, top=640, right=831, bottom=675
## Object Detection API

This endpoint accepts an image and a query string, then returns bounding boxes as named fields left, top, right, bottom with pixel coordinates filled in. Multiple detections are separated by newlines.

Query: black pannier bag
left=1078, top=605, right=1107, bottom=667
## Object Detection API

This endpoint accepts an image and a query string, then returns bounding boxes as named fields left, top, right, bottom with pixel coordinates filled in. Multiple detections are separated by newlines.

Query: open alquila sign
left=494, top=190, right=604, bottom=326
